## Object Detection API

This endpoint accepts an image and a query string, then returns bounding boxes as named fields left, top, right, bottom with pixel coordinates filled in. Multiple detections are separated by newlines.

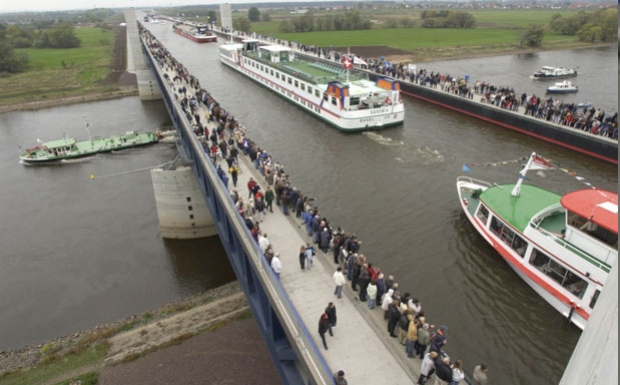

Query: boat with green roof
left=457, top=152, right=617, bottom=330
left=218, top=38, right=404, bottom=131
left=20, top=130, right=159, bottom=165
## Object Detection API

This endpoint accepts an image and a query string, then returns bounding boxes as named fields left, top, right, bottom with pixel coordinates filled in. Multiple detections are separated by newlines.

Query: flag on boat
left=529, top=154, right=554, bottom=170
left=353, top=56, right=367, bottom=66
left=462, top=164, right=471, bottom=172
left=342, top=55, right=353, bottom=69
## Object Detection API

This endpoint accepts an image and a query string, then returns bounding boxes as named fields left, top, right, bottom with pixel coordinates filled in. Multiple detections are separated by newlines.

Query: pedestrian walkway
left=155, top=50, right=424, bottom=384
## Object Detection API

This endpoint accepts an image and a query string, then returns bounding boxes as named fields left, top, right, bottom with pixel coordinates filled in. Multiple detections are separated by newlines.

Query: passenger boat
left=456, top=153, right=617, bottom=330
left=172, top=21, right=217, bottom=43
left=218, top=39, right=405, bottom=131
left=546, top=80, right=578, bottom=94
left=531, top=66, right=578, bottom=80
left=20, top=131, right=159, bottom=164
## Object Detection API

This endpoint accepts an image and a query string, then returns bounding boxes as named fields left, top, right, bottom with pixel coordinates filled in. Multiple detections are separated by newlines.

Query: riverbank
left=0, top=282, right=258, bottom=385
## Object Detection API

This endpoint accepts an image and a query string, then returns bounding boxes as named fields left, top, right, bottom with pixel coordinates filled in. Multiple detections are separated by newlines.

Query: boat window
left=276, top=72, right=280, bottom=79
left=315, top=90, right=320, bottom=98
left=301, top=84, right=305, bottom=91
left=270, top=69, right=274, bottom=76
left=511, top=234, right=527, bottom=257
left=308, top=86, right=312, bottom=94
left=489, top=216, right=504, bottom=237
left=331, top=96, right=337, bottom=106
left=530, top=248, right=565, bottom=284
left=350, top=96, right=360, bottom=106
left=294, top=80, right=299, bottom=88
left=323, top=93, right=328, bottom=102
left=288, top=77, right=292, bottom=85
left=476, top=205, right=489, bottom=224
left=562, top=271, right=587, bottom=299
left=567, top=211, right=617, bottom=248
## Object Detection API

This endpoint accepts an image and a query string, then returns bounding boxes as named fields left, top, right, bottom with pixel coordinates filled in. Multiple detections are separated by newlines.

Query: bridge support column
left=124, top=8, right=162, bottom=100
left=151, top=166, right=217, bottom=239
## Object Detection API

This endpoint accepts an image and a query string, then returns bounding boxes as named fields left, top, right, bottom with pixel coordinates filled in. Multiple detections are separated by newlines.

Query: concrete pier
left=124, top=8, right=162, bottom=100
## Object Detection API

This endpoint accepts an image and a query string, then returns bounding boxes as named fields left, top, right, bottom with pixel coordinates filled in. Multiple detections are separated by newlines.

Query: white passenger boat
left=546, top=80, right=579, bottom=94
left=218, top=39, right=405, bottom=131
left=456, top=153, right=617, bottom=330
left=531, top=66, right=578, bottom=80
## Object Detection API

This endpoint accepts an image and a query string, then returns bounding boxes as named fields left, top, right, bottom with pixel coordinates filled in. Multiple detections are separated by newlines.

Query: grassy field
left=0, top=26, right=119, bottom=106
left=249, top=9, right=585, bottom=46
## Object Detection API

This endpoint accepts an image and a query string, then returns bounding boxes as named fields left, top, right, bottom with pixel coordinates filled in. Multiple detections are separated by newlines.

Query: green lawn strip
left=54, top=371, right=98, bottom=385
left=0, top=343, right=108, bottom=385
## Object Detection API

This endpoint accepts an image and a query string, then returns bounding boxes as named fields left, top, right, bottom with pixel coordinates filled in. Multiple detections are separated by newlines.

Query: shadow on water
left=163, top=236, right=237, bottom=297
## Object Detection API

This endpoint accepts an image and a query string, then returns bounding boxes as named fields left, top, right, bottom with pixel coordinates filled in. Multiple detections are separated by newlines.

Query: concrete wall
left=151, top=166, right=217, bottom=239
left=559, top=260, right=618, bottom=385
left=123, top=8, right=162, bottom=100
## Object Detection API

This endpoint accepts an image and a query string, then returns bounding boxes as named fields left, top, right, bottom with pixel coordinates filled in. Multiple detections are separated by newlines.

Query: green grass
left=0, top=26, right=118, bottom=106
left=470, top=9, right=583, bottom=28
left=54, top=371, right=98, bottom=385
left=0, top=343, right=108, bottom=385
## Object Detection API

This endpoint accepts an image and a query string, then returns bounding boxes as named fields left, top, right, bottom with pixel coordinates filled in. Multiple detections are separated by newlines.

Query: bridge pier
left=151, top=166, right=217, bottom=239
left=124, top=8, right=162, bottom=100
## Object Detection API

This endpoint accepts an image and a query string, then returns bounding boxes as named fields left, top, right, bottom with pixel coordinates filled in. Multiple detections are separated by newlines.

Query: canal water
left=0, top=21, right=616, bottom=385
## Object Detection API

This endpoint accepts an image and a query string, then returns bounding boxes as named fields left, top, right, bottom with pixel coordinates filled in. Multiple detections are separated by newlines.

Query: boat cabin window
left=530, top=248, right=583, bottom=292
left=315, top=90, right=320, bottom=98
left=350, top=96, right=360, bottom=106
left=567, top=211, right=617, bottom=248
left=331, top=96, right=337, bottom=106
left=323, top=93, right=329, bottom=102
left=270, top=69, right=274, bottom=76
left=288, top=77, right=292, bottom=85
left=308, top=86, right=312, bottom=94
left=276, top=72, right=280, bottom=79
left=301, top=84, right=306, bottom=91
left=476, top=205, right=489, bottom=224
left=260, top=65, right=264, bottom=72
left=294, top=80, right=299, bottom=88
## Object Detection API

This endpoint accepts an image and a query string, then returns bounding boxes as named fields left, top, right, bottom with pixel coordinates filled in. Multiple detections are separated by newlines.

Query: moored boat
left=20, top=131, right=159, bottom=164
left=218, top=39, right=405, bottom=132
left=172, top=21, right=216, bottom=43
left=531, top=66, right=578, bottom=80
left=546, top=80, right=578, bottom=94
left=456, top=153, right=617, bottom=330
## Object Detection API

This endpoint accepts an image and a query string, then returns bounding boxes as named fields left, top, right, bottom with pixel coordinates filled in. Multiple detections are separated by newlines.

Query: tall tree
left=207, top=10, right=217, bottom=24
left=233, top=17, right=251, bottom=33
left=0, top=40, right=28, bottom=73
left=248, top=7, right=260, bottom=23
left=47, top=24, right=80, bottom=48
left=520, top=24, right=545, bottom=48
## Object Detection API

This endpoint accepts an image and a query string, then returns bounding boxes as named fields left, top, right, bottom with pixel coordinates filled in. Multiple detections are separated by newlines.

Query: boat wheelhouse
left=218, top=39, right=405, bottom=132
left=456, top=153, right=617, bottom=330
left=531, top=66, right=578, bottom=80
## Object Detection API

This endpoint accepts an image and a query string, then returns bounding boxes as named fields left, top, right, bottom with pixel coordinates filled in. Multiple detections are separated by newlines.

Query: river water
left=0, top=21, right=616, bottom=385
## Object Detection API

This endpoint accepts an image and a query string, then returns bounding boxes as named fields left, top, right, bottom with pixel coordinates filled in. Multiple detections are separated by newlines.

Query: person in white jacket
left=271, top=252, right=282, bottom=280
left=381, top=288, right=394, bottom=320
left=333, top=267, right=346, bottom=298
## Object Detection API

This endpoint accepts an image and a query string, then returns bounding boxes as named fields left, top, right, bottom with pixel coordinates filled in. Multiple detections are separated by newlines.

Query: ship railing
left=456, top=176, right=492, bottom=189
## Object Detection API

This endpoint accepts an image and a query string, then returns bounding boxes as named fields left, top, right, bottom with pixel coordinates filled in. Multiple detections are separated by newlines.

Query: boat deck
left=538, top=212, right=566, bottom=234
left=460, top=185, right=483, bottom=218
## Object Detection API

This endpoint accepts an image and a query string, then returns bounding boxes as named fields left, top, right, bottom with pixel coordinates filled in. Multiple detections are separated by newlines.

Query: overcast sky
left=0, top=0, right=292, bottom=14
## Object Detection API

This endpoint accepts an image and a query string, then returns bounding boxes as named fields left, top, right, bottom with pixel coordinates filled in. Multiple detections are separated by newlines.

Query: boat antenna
left=511, top=152, right=536, bottom=197
left=83, top=114, right=92, bottom=143
left=346, top=47, right=350, bottom=84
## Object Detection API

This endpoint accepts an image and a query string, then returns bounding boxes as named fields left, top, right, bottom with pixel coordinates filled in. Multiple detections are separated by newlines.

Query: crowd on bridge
left=141, top=25, right=491, bottom=385
left=230, top=29, right=618, bottom=142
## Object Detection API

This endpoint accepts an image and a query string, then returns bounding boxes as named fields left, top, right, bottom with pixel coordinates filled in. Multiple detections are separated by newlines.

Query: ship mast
left=346, top=47, right=350, bottom=84
left=511, top=152, right=536, bottom=197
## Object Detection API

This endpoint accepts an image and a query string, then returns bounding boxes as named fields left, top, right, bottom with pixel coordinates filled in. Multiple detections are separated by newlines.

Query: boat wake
left=60, top=157, right=94, bottom=164
left=363, top=133, right=445, bottom=165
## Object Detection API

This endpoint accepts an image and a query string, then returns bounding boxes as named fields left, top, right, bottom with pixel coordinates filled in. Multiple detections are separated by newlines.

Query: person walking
left=299, top=244, right=307, bottom=270
left=229, top=164, right=239, bottom=187
left=325, top=302, right=337, bottom=336
left=333, top=370, right=348, bottom=385
left=305, top=242, right=316, bottom=270
left=318, top=313, right=329, bottom=350
left=271, top=252, right=282, bottom=280
left=265, top=186, right=274, bottom=213
left=255, top=197, right=266, bottom=222
left=333, top=267, right=346, bottom=299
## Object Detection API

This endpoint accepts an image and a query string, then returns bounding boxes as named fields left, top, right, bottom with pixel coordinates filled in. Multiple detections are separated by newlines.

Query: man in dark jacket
left=325, top=302, right=337, bottom=337
left=433, top=355, right=452, bottom=384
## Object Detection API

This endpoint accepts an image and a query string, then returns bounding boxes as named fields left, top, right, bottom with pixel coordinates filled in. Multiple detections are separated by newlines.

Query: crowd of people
left=232, top=29, right=618, bottom=141
left=142, top=26, right=491, bottom=385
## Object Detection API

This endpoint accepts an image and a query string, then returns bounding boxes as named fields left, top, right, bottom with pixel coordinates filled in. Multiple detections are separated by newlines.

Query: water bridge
left=123, top=8, right=617, bottom=385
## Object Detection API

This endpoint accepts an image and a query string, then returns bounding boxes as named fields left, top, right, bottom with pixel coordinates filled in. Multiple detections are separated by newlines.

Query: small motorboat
left=546, top=81, right=578, bottom=94
left=531, top=66, right=577, bottom=80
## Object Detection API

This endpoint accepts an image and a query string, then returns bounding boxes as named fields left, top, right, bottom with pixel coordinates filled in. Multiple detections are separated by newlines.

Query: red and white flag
left=530, top=154, right=554, bottom=170
left=342, top=56, right=352, bottom=70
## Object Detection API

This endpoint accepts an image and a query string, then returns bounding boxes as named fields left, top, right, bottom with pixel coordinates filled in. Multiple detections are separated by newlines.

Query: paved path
left=153, top=48, right=425, bottom=384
